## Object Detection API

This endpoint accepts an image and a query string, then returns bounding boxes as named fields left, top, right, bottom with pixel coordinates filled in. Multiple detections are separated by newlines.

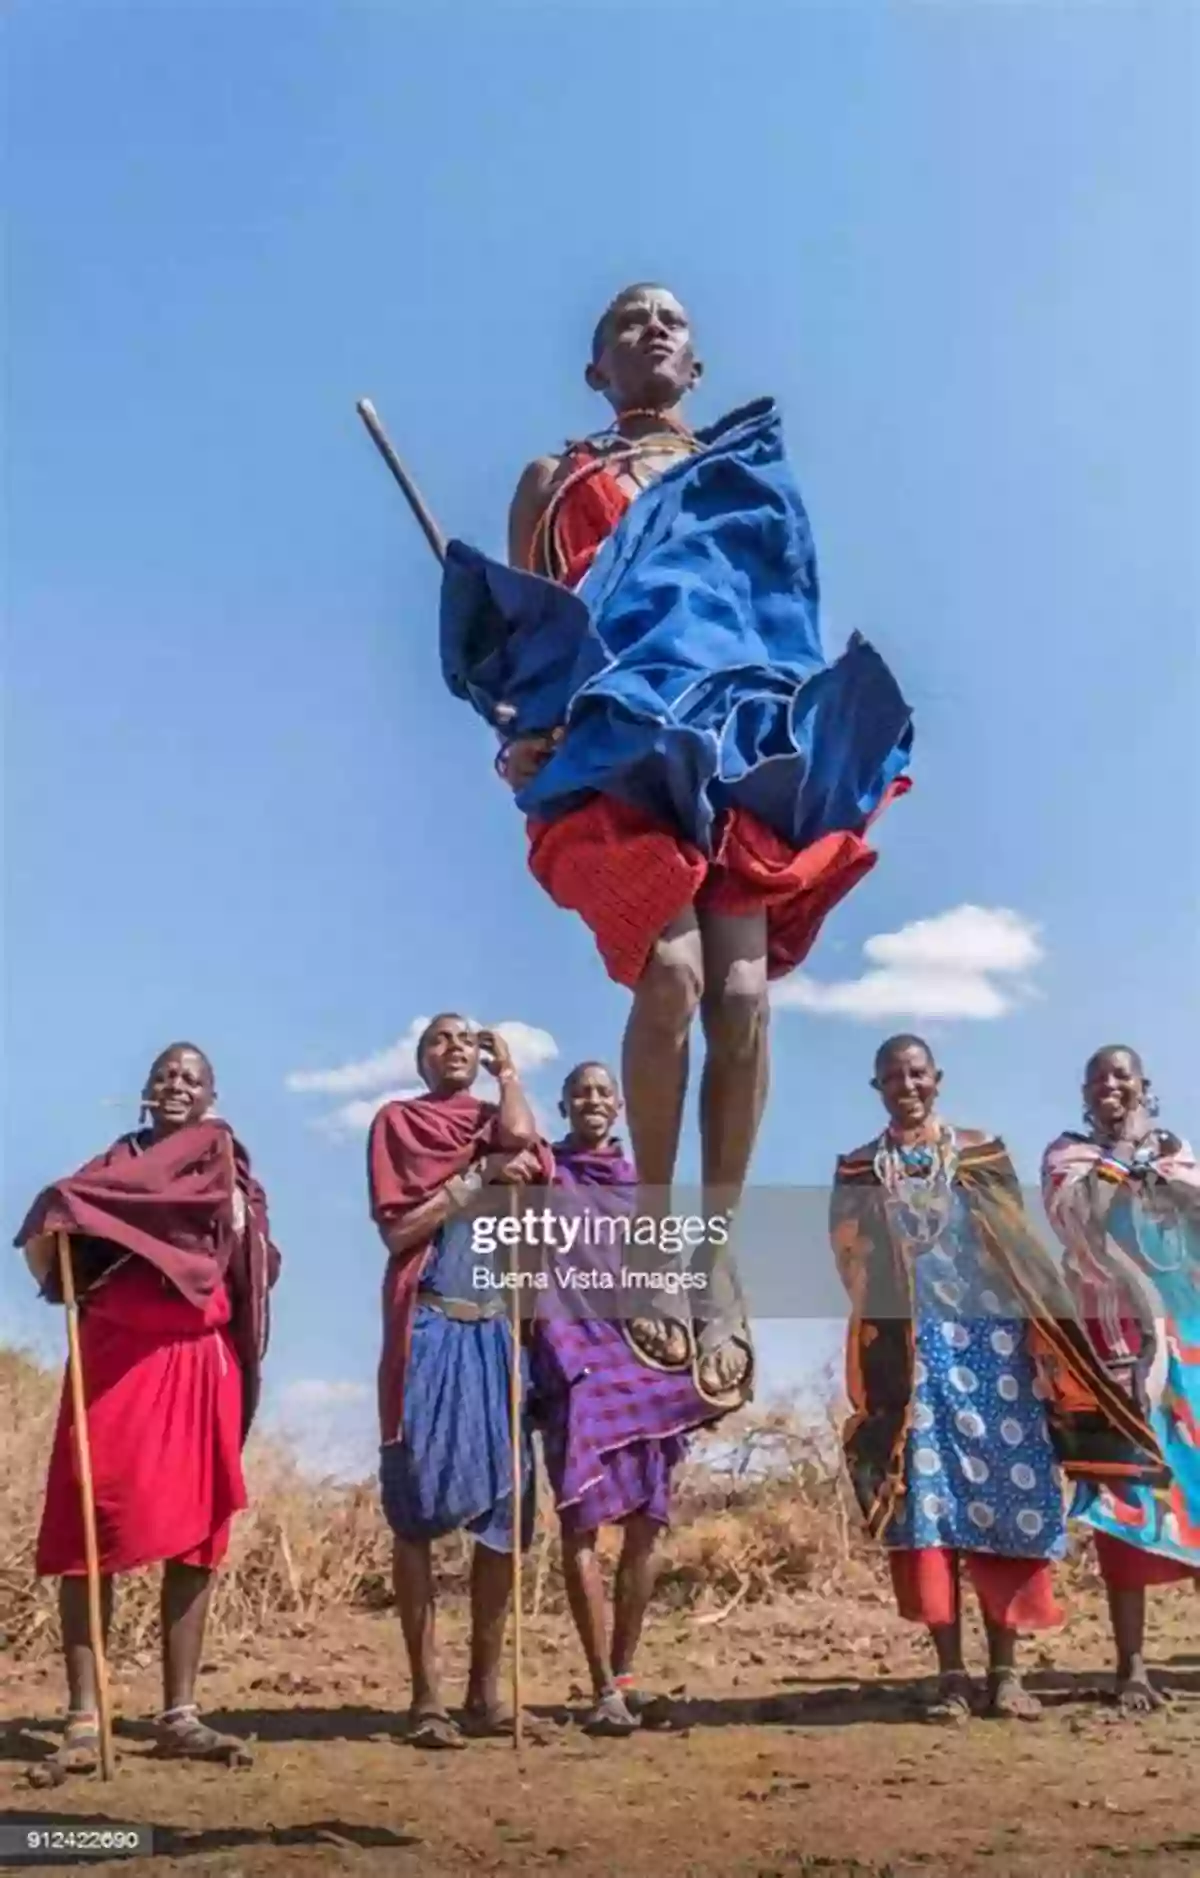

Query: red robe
left=16, top=1122, right=281, bottom=1578
left=524, top=446, right=908, bottom=988
left=368, top=1092, right=553, bottom=1445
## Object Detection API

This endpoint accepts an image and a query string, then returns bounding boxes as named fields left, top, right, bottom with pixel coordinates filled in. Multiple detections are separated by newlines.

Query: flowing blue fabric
left=439, top=398, right=913, bottom=857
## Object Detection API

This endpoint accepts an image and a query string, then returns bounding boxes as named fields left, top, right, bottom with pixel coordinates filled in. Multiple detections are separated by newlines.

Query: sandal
left=921, top=1672, right=974, bottom=1725
left=622, top=1317, right=693, bottom=1373
left=407, top=1707, right=466, bottom=1750
left=693, top=1331, right=754, bottom=1412
left=582, top=1688, right=640, bottom=1737
left=154, top=1704, right=252, bottom=1766
left=615, top=1676, right=673, bottom=1729
left=986, top=1670, right=1042, bottom=1721
left=25, top=1711, right=101, bottom=1788
left=460, top=1703, right=514, bottom=1739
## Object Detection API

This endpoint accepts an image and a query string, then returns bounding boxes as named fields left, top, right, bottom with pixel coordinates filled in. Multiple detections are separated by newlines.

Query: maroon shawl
left=15, top=1120, right=281, bottom=1438
left=368, top=1091, right=553, bottom=1443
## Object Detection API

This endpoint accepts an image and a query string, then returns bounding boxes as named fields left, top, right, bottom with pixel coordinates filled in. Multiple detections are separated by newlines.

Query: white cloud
left=287, top=1017, right=561, bottom=1133
left=280, top=1379, right=370, bottom=1408
left=285, top=1020, right=427, bottom=1097
left=314, top=1086, right=422, bottom=1137
left=772, top=905, right=1043, bottom=1022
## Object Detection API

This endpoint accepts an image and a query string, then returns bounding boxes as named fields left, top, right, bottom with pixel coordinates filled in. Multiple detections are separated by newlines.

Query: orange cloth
left=889, top=1548, right=1062, bottom=1630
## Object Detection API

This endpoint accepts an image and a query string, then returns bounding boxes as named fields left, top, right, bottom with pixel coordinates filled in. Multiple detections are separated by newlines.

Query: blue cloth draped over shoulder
left=439, top=398, right=914, bottom=857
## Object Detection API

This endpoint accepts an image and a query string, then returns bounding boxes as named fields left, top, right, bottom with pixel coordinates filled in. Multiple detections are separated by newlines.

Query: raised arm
left=477, top=1030, right=539, bottom=1149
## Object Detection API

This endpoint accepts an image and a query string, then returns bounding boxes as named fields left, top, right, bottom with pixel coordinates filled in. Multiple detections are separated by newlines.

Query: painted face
left=562, top=1062, right=620, bottom=1145
left=144, top=1046, right=214, bottom=1135
left=590, top=287, right=700, bottom=412
left=418, top=1015, right=480, bottom=1094
left=874, top=1042, right=940, bottom=1131
left=1083, top=1047, right=1146, bottom=1135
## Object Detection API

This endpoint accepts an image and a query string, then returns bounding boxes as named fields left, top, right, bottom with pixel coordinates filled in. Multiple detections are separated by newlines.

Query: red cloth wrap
left=525, top=450, right=910, bottom=988
left=368, top=1091, right=553, bottom=1444
left=15, top=1121, right=281, bottom=1440
left=528, top=785, right=909, bottom=989
left=889, top=1549, right=1062, bottom=1631
left=1092, top=1531, right=1200, bottom=1592
left=36, top=1260, right=246, bottom=1577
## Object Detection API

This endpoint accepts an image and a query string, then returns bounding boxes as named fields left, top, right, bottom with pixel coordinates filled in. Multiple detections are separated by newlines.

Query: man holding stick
left=15, top=1042, right=280, bottom=1783
left=367, top=1014, right=551, bottom=1748
left=434, top=285, right=913, bottom=1411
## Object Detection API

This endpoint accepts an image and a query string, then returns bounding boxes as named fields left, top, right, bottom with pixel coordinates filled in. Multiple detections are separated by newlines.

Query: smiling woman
left=13, top=1042, right=281, bottom=1783
left=830, top=1035, right=1165, bottom=1725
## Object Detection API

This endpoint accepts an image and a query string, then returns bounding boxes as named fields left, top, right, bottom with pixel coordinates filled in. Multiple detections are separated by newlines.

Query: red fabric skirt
left=1093, top=1531, right=1200, bottom=1593
left=889, top=1548, right=1062, bottom=1631
left=527, top=784, right=909, bottom=990
left=36, top=1259, right=246, bottom=1578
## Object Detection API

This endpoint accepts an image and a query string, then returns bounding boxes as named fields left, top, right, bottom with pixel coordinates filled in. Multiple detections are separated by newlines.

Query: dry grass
left=0, top=1344, right=1100, bottom=1664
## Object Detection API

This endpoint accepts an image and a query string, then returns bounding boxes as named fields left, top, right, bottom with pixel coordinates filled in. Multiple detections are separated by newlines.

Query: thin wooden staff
left=57, top=1230, right=115, bottom=1781
left=506, top=1180, right=525, bottom=1758
left=355, top=398, right=447, bottom=565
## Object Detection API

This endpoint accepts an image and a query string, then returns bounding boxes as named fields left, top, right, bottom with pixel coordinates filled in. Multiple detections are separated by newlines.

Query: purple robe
left=530, top=1137, right=723, bottom=1533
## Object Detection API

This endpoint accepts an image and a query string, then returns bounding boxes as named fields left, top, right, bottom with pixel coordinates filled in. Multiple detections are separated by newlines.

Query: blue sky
left=4, top=2, right=1196, bottom=1474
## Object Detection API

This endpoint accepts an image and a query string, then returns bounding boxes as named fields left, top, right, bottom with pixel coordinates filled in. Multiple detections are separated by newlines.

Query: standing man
left=462, top=284, right=913, bottom=1407
left=368, top=1014, right=551, bottom=1747
left=16, top=1042, right=281, bottom=1781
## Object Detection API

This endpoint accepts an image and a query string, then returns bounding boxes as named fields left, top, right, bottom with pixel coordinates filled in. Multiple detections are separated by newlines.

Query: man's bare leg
left=392, top=1537, right=462, bottom=1747
left=561, top=1527, right=638, bottom=1735
left=611, top=1515, right=672, bottom=1726
left=693, top=908, right=768, bottom=1398
left=611, top=1514, right=660, bottom=1682
left=622, top=908, right=704, bottom=1367
left=462, top=1542, right=515, bottom=1733
left=26, top=1576, right=115, bottom=1784
left=155, top=1560, right=250, bottom=1763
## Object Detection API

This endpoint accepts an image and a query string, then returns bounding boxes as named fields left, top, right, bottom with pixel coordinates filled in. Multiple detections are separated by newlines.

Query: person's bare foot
left=1116, top=1675, right=1166, bottom=1716
left=921, top=1672, right=973, bottom=1724
left=986, top=1670, right=1042, bottom=1720
left=626, top=1317, right=690, bottom=1368
left=695, top=1334, right=752, bottom=1402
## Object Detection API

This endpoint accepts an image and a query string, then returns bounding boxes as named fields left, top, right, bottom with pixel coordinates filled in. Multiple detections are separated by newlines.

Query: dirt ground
left=2, top=1585, right=1197, bottom=1878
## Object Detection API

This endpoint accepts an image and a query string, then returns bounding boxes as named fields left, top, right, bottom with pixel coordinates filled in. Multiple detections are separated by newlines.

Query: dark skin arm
left=479, top=1030, right=539, bottom=1150
left=507, top=455, right=564, bottom=570
left=379, top=1146, right=542, bottom=1258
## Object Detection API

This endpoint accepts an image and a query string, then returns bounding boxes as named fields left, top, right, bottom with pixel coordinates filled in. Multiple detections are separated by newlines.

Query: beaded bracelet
left=1095, top=1154, right=1131, bottom=1185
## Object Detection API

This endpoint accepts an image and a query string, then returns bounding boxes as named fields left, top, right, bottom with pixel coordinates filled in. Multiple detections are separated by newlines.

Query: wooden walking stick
left=355, top=398, right=448, bottom=565
left=57, top=1231, right=116, bottom=1781
left=506, top=1183, right=525, bottom=1757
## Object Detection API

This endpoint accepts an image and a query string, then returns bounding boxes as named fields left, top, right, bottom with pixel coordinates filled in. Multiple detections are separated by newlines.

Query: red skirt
left=1093, top=1531, right=1200, bottom=1593
left=889, top=1548, right=1062, bottom=1630
left=36, top=1260, right=246, bottom=1578
left=527, top=785, right=909, bottom=990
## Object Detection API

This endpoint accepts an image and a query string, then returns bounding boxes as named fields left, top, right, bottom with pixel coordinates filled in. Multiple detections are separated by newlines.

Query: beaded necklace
left=528, top=409, right=704, bottom=583
left=873, top=1120, right=959, bottom=1252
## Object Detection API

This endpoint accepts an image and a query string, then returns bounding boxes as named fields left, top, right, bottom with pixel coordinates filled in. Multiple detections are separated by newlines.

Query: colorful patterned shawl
left=830, top=1132, right=1166, bottom=1539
